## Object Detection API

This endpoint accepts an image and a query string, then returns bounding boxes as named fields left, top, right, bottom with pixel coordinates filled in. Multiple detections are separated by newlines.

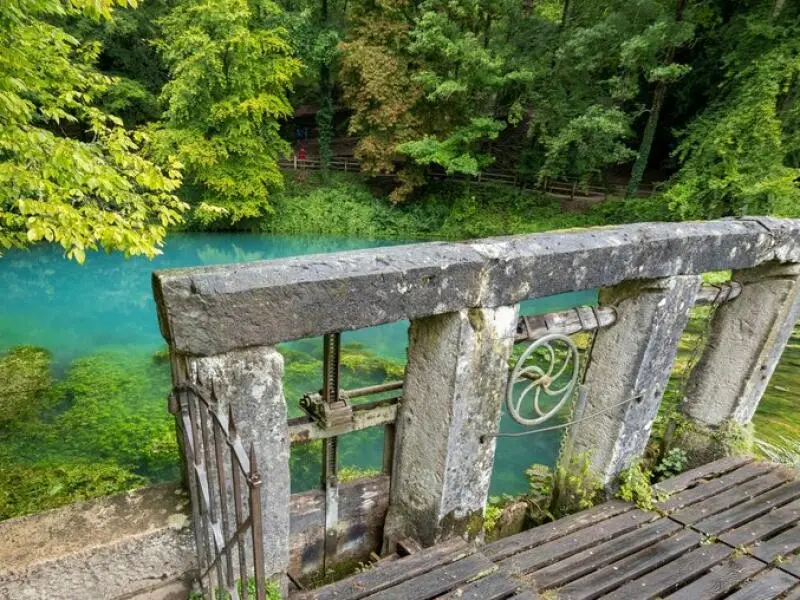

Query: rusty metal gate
left=170, top=382, right=268, bottom=600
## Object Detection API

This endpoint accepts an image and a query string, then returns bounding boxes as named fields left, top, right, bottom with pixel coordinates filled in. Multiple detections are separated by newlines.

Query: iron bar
left=383, top=423, right=396, bottom=477
left=288, top=396, right=400, bottom=443
left=212, top=416, right=236, bottom=594
left=321, top=332, right=340, bottom=574
left=185, top=388, right=217, bottom=595
left=343, top=380, right=403, bottom=399
left=229, top=409, right=249, bottom=600
left=180, top=392, right=210, bottom=598
left=198, top=396, right=227, bottom=592
left=249, top=445, right=266, bottom=600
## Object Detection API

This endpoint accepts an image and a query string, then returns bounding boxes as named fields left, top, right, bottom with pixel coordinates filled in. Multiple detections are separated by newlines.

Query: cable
left=481, top=393, right=640, bottom=442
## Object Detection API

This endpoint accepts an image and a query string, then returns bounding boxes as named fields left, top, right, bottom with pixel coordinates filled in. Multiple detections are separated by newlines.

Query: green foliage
left=483, top=501, right=503, bottom=533
left=152, top=0, right=302, bottom=226
left=189, top=578, right=281, bottom=600
left=338, top=466, right=381, bottom=483
left=258, top=172, right=644, bottom=240
left=0, top=346, right=53, bottom=423
left=0, top=0, right=186, bottom=262
left=666, top=48, right=800, bottom=217
left=0, top=462, right=143, bottom=521
left=654, top=447, right=688, bottom=482
left=0, top=347, right=179, bottom=518
left=552, top=453, right=604, bottom=517
left=617, top=460, right=661, bottom=511
left=539, top=106, right=635, bottom=183
left=715, top=420, right=754, bottom=457
left=525, top=463, right=555, bottom=520
left=398, top=119, right=505, bottom=176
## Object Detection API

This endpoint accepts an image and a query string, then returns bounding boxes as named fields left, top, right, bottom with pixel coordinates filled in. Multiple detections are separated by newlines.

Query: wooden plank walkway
left=292, top=457, right=800, bottom=600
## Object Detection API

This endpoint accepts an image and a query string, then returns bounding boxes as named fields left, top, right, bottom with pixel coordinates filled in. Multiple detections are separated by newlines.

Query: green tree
left=665, top=0, right=800, bottom=217
left=0, top=0, right=186, bottom=262
left=153, top=0, right=302, bottom=226
left=68, top=0, right=173, bottom=128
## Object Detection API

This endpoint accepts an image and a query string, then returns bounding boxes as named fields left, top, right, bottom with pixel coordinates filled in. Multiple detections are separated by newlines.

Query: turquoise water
left=0, top=233, right=595, bottom=497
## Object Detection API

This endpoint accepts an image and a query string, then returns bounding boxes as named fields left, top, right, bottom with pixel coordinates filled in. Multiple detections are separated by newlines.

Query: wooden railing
left=277, top=157, right=656, bottom=199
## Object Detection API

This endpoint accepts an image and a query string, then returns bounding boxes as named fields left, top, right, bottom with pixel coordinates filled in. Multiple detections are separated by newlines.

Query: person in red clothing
left=298, top=146, right=307, bottom=162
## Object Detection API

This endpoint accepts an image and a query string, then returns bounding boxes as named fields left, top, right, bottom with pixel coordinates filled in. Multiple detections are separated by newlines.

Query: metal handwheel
left=506, top=333, right=580, bottom=427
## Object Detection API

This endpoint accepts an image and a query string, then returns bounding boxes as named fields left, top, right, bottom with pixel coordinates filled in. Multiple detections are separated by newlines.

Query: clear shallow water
left=0, top=233, right=596, bottom=498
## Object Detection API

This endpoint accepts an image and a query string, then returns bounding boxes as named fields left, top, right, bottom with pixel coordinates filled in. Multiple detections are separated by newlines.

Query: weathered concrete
left=0, top=484, right=195, bottom=600
left=682, top=261, right=800, bottom=427
left=183, top=346, right=291, bottom=591
left=569, top=276, right=701, bottom=486
left=383, top=306, right=518, bottom=548
left=0, top=478, right=391, bottom=600
left=153, top=218, right=800, bottom=356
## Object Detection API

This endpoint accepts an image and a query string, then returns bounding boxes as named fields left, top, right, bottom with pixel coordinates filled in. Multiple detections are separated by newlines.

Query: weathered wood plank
left=657, top=461, right=774, bottom=512
left=293, top=538, right=473, bottom=600
left=720, top=497, right=800, bottom=547
left=555, top=530, right=701, bottom=600
left=654, top=456, right=753, bottom=495
left=778, top=554, right=800, bottom=579
left=482, top=500, right=632, bottom=562
left=695, top=480, right=800, bottom=536
left=781, top=583, right=800, bottom=599
left=671, top=472, right=791, bottom=525
left=753, top=524, right=800, bottom=562
left=434, top=571, right=519, bottom=600
left=599, top=543, right=731, bottom=600
left=724, top=568, right=799, bottom=600
left=363, top=554, right=496, bottom=600
left=529, top=518, right=682, bottom=590
left=508, top=592, right=538, bottom=600
left=499, top=510, right=655, bottom=575
left=661, top=555, right=764, bottom=600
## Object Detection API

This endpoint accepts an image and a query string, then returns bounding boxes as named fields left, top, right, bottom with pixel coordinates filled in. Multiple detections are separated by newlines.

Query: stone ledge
left=0, top=477, right=391, bottom=599
left=0, top=483, right=195, bottom=600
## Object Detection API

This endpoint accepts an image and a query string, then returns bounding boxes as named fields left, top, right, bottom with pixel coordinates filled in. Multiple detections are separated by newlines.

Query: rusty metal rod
left=515, top=282, right=743, bottom=343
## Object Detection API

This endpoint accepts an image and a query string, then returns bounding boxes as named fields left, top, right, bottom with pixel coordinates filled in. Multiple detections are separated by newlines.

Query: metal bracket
left=299, top=392, right=354, bottom=429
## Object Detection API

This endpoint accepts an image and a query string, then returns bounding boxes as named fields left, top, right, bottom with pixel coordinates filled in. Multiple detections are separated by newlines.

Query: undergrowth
left=201, top=171, right=673, bottom=240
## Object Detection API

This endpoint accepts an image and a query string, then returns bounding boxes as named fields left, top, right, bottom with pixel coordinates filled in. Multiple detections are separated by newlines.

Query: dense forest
left=1, top=0, right=799, bottom=259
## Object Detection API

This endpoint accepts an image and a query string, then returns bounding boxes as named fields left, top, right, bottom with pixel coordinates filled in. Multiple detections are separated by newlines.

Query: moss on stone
left=674, top=418, right=754, bottom=468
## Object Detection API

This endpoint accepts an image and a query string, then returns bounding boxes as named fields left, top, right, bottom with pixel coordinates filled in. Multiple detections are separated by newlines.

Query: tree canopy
left=1, top=0, right=799, bottom=259
left=0, top=0, right=185, bottom=262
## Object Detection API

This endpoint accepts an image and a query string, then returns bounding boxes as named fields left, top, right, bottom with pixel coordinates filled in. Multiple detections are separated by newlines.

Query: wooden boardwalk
left=293, top=457, right=800, bottom=600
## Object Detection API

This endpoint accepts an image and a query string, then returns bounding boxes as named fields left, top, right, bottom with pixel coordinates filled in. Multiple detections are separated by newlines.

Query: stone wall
left=0, top=479, right=389, bottom=599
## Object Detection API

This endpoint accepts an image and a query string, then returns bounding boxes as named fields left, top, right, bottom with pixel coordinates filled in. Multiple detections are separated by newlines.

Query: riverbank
left=188, top=171, right=671, bottom=239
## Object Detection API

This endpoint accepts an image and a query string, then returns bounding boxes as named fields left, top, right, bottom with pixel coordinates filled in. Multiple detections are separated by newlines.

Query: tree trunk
left=626, top=0, right=687, bottom=198
left=626, top=83, right=666, bottom=198
left=560, top=0, right=570, bottom=29
left=317, top=0, right=333, bottom=173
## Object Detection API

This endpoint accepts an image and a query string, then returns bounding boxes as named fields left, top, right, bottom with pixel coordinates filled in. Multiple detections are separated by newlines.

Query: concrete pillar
left=181, top=346, right=290, bottom=592
left=569, top=276, right=701, bottom=487
left=383, top=305, right=518, bottom=549
left=680, top=262, right=800, bottom=455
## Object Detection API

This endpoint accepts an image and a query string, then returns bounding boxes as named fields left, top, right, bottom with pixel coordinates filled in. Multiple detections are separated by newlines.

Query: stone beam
left=681, top=262, right=800, bottom=439
left=153, top=218, right=800, bottom=356
left=568, top=276, right=701, bottom=486
left=383, top=305, right=518, bottom=549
